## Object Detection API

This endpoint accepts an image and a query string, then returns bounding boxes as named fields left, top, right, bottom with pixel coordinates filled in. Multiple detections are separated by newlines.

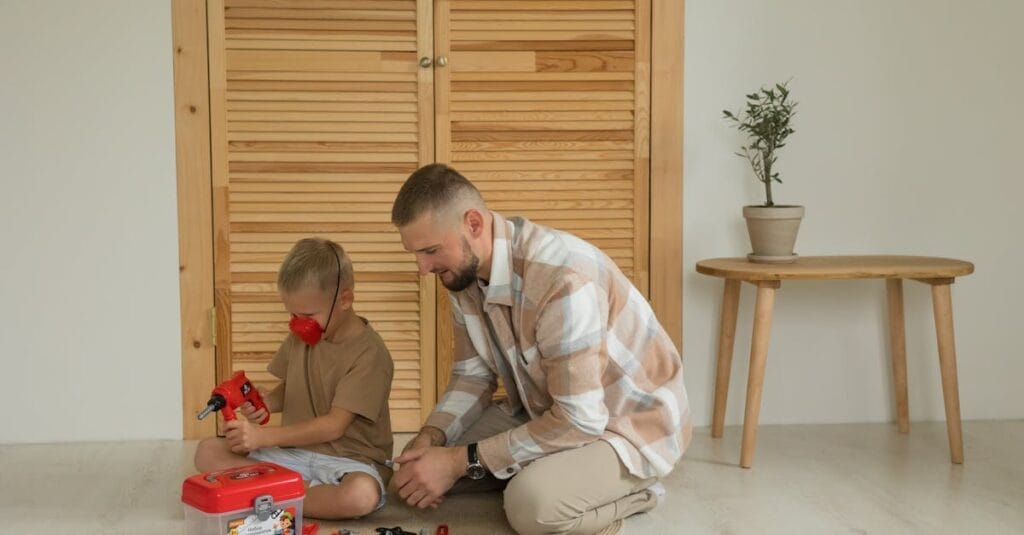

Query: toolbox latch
left=254, top=494, right=274, bottom=521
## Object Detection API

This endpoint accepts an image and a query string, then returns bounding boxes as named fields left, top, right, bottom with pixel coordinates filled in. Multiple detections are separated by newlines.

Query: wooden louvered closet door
left=207, top=0, right=436, bottom=432
left=433, top=0, right=651, bottom=393
left=205, top=0, right=653, bottom=425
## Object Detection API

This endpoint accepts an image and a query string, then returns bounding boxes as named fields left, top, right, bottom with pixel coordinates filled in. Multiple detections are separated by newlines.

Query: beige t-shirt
left=268, top=316, right=394, bottom=483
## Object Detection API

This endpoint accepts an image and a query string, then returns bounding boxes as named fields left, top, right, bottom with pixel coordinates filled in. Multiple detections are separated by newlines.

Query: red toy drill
left=197, top=370, right=270, bottom=424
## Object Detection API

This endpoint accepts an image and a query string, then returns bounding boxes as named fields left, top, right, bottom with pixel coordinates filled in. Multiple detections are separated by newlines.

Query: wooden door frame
left=171, top=0, right=685, bottom=439
left=650, top=0, right=685, bottom=352
left=172, top=0, right=216, bottom=439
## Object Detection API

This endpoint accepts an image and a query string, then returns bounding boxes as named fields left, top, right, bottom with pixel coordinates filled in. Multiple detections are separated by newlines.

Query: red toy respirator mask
left=288, top=248, right=342, bottom=346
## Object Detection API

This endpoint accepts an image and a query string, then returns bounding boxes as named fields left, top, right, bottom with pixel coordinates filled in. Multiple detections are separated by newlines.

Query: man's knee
left=503, top=470, right=576, bottom=535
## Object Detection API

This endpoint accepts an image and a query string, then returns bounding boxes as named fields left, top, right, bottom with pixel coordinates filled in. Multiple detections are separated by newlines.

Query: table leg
left=931, top=282, right=964, bottom=464
left=712, top=279, right=742, bottom=438
left=740, top=280, right=779, bottom=468
left=886, top=279, right=910, bottom=433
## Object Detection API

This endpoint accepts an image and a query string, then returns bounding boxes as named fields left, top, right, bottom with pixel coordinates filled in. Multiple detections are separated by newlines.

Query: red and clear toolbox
left=182, top=462, right=305, bottom=535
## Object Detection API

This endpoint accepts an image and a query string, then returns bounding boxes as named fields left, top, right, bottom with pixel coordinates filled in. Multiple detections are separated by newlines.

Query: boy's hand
left=224, top=419, right=264, bottom=454
left=238, top=401, right=268, bottom=424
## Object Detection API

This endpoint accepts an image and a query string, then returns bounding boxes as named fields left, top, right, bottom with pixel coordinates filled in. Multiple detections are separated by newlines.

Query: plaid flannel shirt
left=424, top=212, right=692, bottom=480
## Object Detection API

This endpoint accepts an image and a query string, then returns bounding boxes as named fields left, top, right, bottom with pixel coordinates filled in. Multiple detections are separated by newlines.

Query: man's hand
left=224, top=419, right=265, bottom=454
left=392, top=445, right=466, bottom=509
left=238, top=401, right=269, bottom=424
left=401, top=427, right=445, bottom=456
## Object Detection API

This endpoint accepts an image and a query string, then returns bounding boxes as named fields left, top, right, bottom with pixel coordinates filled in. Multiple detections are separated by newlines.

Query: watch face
left=467, top=463, right=487, bottom=480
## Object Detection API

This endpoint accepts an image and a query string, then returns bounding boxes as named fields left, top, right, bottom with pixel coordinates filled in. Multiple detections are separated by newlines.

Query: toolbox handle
left=254, top=494, right=274, bottom=521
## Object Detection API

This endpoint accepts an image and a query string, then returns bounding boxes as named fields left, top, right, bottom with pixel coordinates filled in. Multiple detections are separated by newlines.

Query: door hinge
left=209, top=306, right=217, bottom=347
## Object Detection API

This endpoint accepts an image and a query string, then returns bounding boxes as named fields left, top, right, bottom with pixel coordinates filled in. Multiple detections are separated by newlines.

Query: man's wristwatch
left=466, top=443, right=487, bottom=480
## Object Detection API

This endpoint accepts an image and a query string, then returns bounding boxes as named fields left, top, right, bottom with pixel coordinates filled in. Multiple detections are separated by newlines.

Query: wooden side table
left=695, top=256, right=974, bottom=468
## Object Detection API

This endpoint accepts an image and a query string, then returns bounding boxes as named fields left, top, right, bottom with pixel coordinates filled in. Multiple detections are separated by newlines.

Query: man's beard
left=439, top=237, right=480, bottom=292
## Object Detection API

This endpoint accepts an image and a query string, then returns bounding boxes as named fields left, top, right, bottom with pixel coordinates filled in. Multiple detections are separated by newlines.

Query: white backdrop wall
left=0, top=1, right=181, bottom=442
left=683, top=0, right=1023, bottom=426
left=0, top=1, right=1020, bottom=444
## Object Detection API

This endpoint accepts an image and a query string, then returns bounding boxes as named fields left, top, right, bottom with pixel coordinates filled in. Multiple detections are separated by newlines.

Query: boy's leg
left=193, top=437, right=254, bottom=472
left=448, top=404, right=529, bottom=494
left=502, top=440, right=659, bottom=535
left=304, top=450, right=388, bottom=520
left=304, top=471, right=381, bottom=520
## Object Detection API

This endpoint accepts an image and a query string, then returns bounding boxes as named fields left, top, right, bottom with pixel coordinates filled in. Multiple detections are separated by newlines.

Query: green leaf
left=725, top=81, right=797, bottom=185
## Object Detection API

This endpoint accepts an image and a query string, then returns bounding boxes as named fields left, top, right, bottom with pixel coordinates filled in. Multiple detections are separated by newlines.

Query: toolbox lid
left=182, top=462, right=304, bottom=513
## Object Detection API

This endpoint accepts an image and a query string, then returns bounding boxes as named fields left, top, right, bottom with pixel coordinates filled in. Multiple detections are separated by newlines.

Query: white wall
left=684, top=0, right=1024, bottom=426
left=1, top=1, right=1019, bottom=444
left=0, top=1, right=181, bottom=442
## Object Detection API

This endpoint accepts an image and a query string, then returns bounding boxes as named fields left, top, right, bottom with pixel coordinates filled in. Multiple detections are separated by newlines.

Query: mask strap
left=321, top=247, right=342, bottom=335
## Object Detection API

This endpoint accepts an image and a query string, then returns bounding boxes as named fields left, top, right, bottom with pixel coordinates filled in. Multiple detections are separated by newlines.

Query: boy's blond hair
left=277, top=238, right=354, bottom=294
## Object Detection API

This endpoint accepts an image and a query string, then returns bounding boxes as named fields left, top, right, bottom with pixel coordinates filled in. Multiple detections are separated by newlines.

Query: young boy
left=194, top=238, right=394, bottom=519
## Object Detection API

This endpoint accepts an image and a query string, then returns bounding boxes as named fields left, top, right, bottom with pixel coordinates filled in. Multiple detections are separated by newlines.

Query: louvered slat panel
left=440, top=0, right=648, bottom=286
left=431, top=0, right=649, bottom=398
left=210, top=0, right=433, bottom=432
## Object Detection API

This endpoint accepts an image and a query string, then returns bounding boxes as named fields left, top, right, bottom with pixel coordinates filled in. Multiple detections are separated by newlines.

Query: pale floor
left=1, top=421, right=1022, bottom=534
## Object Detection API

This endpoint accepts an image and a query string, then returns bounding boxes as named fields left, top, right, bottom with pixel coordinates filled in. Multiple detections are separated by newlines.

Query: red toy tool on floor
left=197, top=370, right=270, bottom=424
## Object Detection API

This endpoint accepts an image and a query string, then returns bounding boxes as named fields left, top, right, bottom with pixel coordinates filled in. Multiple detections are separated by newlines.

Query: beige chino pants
left=450, top=405, right=659, bottom=535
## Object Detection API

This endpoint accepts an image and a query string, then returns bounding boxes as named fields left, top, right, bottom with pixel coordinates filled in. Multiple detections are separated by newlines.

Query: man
left=390, top=164, right=691, bottom=535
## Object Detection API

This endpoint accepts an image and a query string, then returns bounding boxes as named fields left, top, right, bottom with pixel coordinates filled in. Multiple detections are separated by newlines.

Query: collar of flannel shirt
left=481, top=211, right=515, bottom=308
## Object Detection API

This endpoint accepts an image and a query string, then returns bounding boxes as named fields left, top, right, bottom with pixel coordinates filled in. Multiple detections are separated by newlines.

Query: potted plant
left=723, top=81, right=803, bottom=263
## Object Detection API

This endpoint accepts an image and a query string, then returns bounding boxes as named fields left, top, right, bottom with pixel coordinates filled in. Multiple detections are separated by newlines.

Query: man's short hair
left=277, top=238, right=354, bottom=294
left=391, top=163, right=485, bottom=227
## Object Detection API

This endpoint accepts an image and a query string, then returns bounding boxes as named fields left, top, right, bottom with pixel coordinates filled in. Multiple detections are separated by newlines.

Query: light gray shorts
left=248, top=447, right=387, bottom=511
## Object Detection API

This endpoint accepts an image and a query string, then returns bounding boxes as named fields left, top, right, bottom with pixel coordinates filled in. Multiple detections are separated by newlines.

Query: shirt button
left=506, top=468, right=514, bottom=474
